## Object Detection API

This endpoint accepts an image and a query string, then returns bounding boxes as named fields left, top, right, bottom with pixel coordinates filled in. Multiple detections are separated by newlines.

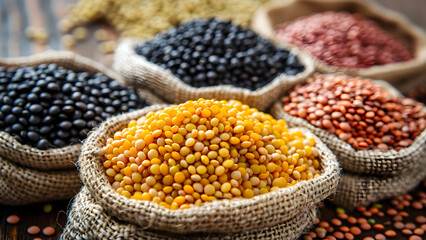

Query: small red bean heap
left=275, top=11, right=414, bottom=68
left=282, top=75, right=425, bottom=151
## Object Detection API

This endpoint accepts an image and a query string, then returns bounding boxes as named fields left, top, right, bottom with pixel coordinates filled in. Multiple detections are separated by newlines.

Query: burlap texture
left=0, top=51, right=164, bottom=170
left=0, top=156, right=81, bottom=205
left=60, top=187, right=317, bottom=240
left=113, top=38, right=315, bottom=111
left=78, top=104, right=339, bottom=234
left=270, top=78, right=426, bottom=176
left=251, top=0, right=426, bottom=82
left=334, top=168, right=426, bottom=209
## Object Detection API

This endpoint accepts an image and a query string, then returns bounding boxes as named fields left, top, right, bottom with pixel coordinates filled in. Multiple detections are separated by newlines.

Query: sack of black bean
left=252, top=0, right=426, bottom=82
left=0, top=51, right=163, bottom=204
left=271, top=74, right=426, bottom=208
left=114, top=18, right=314, bottom=111
left=0, top=156, right=81, bottom=205
left=61, top=100, right=339, bottom=239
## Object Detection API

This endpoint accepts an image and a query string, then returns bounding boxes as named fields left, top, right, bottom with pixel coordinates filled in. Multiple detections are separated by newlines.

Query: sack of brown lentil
left=0, top=156, right=81, bottom=205
left=270, top=74, right=426, bottom=176
left=0, top=51, right=164, bottom=170
left=73, top=100, right=339, bottom=237
left=114, top=18, right=314, bottom=111
left=334, top=168, right=426, bottom=209
left=252, top=0, right=426, bottom=82
left=60, top=187, right=318, bottom=240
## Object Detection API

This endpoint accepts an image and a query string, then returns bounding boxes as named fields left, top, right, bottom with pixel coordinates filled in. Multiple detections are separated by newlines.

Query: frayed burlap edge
left=113, top=38, right=315, bottom=111
left=60, top=186, right=317, bottom=240
left=270, top=77, right=426, bottom=176
left=334, top=168, right=426, bottom=209
left=78, top=104, right=339, bottom=234
left=0, top=51, right=164, bottom=170
left=251, top=0, right=426, bottom=82
left=0, top=155, right=81, bottom=205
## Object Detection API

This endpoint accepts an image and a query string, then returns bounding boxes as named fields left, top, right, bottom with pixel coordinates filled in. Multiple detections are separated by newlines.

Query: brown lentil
left=6, top=215, right=20, bottom=224
left=374, top=224, right=385, bottom=231
left=384, top=230, right=397, bottom=237
left=345, top=232, right=355, bottom=240
left=331, top=218, right=342, bottom=226
left=102, top=99, right=321, bottom=209
left=275, top=12, right=413, bottom=68
left=333, top=231, right=344, bottom=239
left=282, top=75, right=425, bottom=151
left=394, top=222, right=405, bottom=229
left=361, top=223, right=372, bottom=231
left=415, top=216, right=426, bottom=224
left=375, top=233, right=386, bottom=240
left=406, top=223, right=417, bottom=230
left=27, top=226, right=41, bottom=235
left=414, top=228, right=424, bottom=235
left=42, top=226, right=56, bottom=236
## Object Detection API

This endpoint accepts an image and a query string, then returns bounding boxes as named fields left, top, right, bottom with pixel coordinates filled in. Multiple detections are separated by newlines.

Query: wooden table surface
left=0, top=0, right=425, bottom=239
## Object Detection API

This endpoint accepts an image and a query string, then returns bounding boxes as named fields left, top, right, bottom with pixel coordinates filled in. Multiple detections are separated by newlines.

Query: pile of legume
left=275, top=11, right=413, bottom=69
left=135, top=19, right=305, bottom=90
left=60, top=0, right=268, bottom=38
left=0, top=64, right=148, bottom=149
left=102, top=99, right=321, bottom=209
left=282, top=75, right=425, bottom=151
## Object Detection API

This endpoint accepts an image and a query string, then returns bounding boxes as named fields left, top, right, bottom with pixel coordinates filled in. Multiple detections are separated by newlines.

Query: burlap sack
left=0, top=51, right=164, bottom=170
left=251, top=0, right=426, bottom=82
left=113, top=38, right=314, bottom=111
left=60, top=187, right=317, bottom=240
left=270, top=78, right=426, bottom=176
left=0, top=156, right=81, bottom=205
left=334, top=168, right=426, bottom=209
left=78, top=104, right=339, bottom=234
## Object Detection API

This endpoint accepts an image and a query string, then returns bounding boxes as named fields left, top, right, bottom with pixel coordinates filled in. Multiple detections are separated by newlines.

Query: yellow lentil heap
left=60, top=0, right=269, bottom=38
left=102, top=99, right=322, bottom=209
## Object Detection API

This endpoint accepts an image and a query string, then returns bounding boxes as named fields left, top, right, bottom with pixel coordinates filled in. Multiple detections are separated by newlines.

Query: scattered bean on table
left=275, top=11, right=413, bottom=68
left=282, top=74, right=425, bottom=150
left=135, top=19, right=304, bottom=90
left=102, top=99, right=322, bottom=209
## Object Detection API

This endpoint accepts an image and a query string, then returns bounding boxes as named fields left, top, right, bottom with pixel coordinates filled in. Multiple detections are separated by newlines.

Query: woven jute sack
left=60, top=187, right=318, bottom=240
left=0, top=51, right=164, bottom=171
left=78, top=104, right=339, bottom=235
left=113, top=38, right=314, bottom=111
left=270, top=78, right=426, bottom=176
left=334, top=168, right=426, bottom=209
left=0, top=156, right=81, bottom=205
left=251, top=0, right=426, bottom=82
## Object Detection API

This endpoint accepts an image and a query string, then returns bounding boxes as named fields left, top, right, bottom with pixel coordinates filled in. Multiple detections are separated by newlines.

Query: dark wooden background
left=0, top=0, right=425, bottom=239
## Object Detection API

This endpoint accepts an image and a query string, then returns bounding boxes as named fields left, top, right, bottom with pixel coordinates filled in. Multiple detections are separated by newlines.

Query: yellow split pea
left=102, top=99, right=321, bottom=210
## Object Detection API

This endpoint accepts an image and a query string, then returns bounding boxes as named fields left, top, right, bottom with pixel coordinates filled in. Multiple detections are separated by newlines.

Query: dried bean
left=282, top=75, right=425, bottom=151
left=275, top=12, right=413, bottom=68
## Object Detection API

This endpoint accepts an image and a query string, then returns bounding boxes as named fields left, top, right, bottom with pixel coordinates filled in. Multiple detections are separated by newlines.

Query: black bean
left=0, top=64, right=148, bottom=149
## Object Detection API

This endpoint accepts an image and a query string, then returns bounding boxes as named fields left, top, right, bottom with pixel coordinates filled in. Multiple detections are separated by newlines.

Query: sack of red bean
left=252, top=0, right=426, bottom=82
left=270, top=74, right=426, bottom=208
left=114, top=18, right=314, bottom=111
left=61, top=99, right=339, bottom=239
left=0, top=51, right=163, bottom=205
